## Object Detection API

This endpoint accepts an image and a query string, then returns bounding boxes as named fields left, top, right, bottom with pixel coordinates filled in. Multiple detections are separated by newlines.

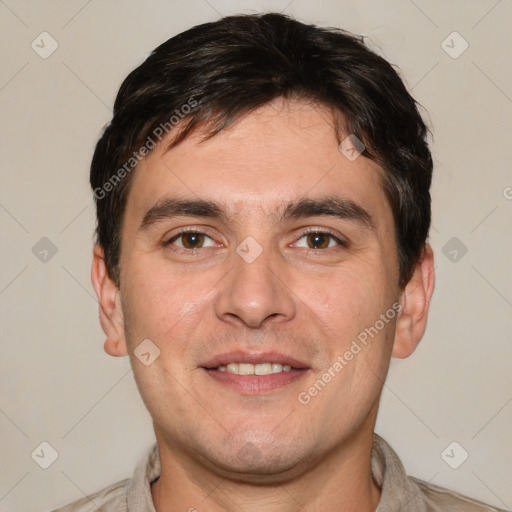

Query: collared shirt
left=52, top=434, right=506, bottom=511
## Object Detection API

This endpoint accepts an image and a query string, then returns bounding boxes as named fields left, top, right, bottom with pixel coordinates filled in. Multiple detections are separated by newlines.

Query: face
left=94, top=98, right=430, bottom=482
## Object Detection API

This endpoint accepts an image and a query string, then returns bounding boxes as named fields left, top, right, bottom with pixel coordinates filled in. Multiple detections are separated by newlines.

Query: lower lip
left=202, top=368, right=308, bottom=393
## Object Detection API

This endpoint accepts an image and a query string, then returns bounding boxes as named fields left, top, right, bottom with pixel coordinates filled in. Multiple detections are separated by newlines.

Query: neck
left=151, top=427, right=381, bottom=512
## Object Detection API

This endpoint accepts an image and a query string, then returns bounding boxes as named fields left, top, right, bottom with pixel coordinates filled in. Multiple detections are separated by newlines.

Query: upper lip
left=201, top=351, right=309, bottom=369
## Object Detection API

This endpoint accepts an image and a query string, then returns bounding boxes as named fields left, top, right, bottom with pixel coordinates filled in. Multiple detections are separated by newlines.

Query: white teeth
left=238, top=363, right=254, bottom=375
left=219, top=363, right=293, bottom=375
left=271, top=363, right=282, bottom=373
left=255, top=363, right=271, bottom=375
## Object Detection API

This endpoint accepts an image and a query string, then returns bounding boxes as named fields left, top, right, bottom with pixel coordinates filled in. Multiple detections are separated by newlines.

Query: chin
left=201, top=439, right=319, bottom=484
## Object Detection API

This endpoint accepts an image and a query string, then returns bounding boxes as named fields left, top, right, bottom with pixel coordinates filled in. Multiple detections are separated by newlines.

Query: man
left=54, top=12, right=505, bottom=512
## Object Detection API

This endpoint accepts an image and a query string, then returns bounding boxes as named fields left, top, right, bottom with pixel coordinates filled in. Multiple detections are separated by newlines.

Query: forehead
left=126, top=97, right=390, bottom=224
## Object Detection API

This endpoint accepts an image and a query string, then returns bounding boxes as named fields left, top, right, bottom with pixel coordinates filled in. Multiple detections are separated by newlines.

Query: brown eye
left=293, top=231, right=344, bottom=250
left=307, top=232, right=331, bottom=249
left=167, top=232, right=217, bottom=249
left=180, top=232, right=205, bottom=249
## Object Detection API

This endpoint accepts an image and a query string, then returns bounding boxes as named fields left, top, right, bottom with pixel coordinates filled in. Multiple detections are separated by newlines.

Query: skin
left=92, top=97, right=435, bottom=512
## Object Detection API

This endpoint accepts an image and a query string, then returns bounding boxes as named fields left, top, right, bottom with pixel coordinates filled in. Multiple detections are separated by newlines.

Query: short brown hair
left=90, top=12, right=432, bottom=289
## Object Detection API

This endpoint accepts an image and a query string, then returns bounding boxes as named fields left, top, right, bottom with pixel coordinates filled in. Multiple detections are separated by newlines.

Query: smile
left=217, top=363, right=292, bottom=375
left=201, top=352, right=309, bottom=393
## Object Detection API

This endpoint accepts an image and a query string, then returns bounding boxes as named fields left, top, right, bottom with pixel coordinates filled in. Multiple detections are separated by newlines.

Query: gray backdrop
left=0, top=1, right=511, bottom=511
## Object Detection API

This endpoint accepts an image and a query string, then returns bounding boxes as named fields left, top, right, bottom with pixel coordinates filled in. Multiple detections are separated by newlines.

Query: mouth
left=216, top=362, right=293, bottom=374
left=200, top=351, right=310, bottom=394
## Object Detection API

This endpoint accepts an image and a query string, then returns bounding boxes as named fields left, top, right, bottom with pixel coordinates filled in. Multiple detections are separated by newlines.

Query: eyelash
left=293, top=228, right=348, bottom=250
left=164, top=227, right=218, bottom=249
left=164, top=227, right=347, bottom=251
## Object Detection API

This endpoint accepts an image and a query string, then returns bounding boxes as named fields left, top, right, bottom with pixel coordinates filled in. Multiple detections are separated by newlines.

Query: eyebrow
left=138, top=198, right=228, bottom=231
left=283, top=196, right=374, bottom=229
left=138, top=195, right=374, bottom=232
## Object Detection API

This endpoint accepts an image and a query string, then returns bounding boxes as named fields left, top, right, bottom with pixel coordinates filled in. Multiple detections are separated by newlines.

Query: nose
left=214, top=243, right=297, bottom=328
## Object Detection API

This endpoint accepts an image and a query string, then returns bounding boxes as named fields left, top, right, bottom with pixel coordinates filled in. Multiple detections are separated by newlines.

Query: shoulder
left=372, top=434, right=507, bottom=512
left=50, top=441, right=159, bottom=512
left=50, top=478, right=129, bottom=512
left=409, top=476, right=508, bottom=512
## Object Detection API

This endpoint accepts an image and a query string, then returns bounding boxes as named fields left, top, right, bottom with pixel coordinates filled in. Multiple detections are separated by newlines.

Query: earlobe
left=91, top=244, right=128, bottom=357
left=392, top=245, right=435, bottom=359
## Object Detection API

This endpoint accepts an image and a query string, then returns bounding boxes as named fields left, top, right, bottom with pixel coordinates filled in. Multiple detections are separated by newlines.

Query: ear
left=392, top=245, right=435, bottom=359
left=91, top=244, right=127, bottom=357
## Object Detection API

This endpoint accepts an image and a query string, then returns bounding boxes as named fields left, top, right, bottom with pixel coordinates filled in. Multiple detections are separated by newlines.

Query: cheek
left=120, top=263, right=213, bottom=424
left=121, top=256, right=218, bottom=340
left=300, top=266, right=391, bottom=346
